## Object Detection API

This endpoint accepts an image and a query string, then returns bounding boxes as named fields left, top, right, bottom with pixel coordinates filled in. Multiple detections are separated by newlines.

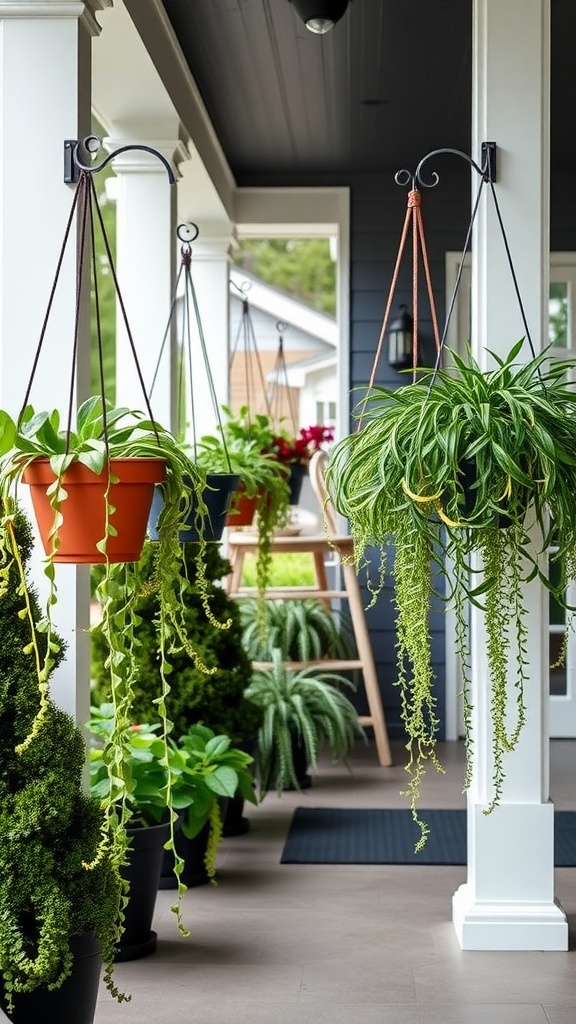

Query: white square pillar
left=453, top=0, right=568, bottom=950
left=0, top=0, right=100, bottom=723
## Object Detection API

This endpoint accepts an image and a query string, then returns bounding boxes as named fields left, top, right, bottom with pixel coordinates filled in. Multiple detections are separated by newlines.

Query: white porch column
left=108, top=129, right=186, bottom=431
left=452, top=0, right=568, bottom=950
left=0, top=0, right=102, bottom=723
left=183, top=233, right=233, bottom=443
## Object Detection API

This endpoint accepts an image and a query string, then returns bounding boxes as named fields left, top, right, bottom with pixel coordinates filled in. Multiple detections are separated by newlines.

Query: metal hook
left=230, top=278, right=252, bottom=296
left=394, top=142, right=497, bottom=194
left=64, top=135, right=176, bottom=185
left=177, top=222, right=199, bottom=244
left=276, top=320, right=288, bottom=334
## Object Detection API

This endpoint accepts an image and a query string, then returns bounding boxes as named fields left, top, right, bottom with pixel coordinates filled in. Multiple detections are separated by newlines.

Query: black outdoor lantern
left=388, top=304, right=414, bottom=371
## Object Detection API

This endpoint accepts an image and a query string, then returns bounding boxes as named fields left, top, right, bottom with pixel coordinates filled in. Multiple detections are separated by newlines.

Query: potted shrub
left=326, top=341, right=576, bottom=846
left=0, top=511, right=124, bottom=1022
left=244, top=648, right=365, bottom=795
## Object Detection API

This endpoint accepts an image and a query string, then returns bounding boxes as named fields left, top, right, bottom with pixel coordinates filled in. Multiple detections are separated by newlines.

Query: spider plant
left=326, top=340, right=576, bottom=847
left=239, top=596, right=356, bottom=663
left=244, top=648, right=364, bottom=795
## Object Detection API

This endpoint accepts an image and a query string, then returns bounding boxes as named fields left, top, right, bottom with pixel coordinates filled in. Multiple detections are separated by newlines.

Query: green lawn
left=240, top=552, right=316, bottom=588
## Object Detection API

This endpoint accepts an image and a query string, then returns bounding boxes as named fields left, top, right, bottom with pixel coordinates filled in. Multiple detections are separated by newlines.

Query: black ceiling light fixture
left=289, top=0, right=350, bottom=35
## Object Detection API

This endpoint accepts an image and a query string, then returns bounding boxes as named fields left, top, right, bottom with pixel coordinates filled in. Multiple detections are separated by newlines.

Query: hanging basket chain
left=20, top=139, right=173, bottom=450
left=268, top=324, right=298, bottom=437
left=89, top=184, right=110, bottom=452
left=229, top=281, right=273, bottom=422
left=18, top=178, right=84, bottom=424
left=362, top=144, right=538, bottom=416
left=359, top=185, right=442, bottom=428
left=87, top=174, right=161, bottom=445
left=151, top=226, right=233, bottom=471
left=64, top=172, right=91, bottom=452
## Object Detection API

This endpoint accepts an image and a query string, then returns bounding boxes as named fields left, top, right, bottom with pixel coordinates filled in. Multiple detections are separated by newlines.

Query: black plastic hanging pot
left=287, top=462, right=307, bottom=505
left=148, top=472, right=239, bottom=543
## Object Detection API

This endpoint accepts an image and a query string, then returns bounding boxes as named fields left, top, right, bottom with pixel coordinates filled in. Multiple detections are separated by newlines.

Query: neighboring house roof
left=267, top=351, right=337, bottom=388
left=229, top=267, right=337, bottom=349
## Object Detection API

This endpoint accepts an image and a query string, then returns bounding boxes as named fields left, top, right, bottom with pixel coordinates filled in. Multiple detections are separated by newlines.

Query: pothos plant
left=326, top=341, right=576, bottom=848
left=0, top=396, right=230, bottom=936
left=213, top=405, right=291, bottom=610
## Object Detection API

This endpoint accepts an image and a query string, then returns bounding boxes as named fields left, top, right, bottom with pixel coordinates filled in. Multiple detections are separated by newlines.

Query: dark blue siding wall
left=349, top=169, right=477, bottom=738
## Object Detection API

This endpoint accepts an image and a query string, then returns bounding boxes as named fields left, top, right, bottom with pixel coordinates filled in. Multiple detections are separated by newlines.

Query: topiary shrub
left=91, top=540, right=261, bottom=745
left=0, top=510, right=123, bottom=1011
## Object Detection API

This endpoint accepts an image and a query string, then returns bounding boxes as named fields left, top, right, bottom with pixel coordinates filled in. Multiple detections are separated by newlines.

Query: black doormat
left=280, top=807, right=576, bottom=866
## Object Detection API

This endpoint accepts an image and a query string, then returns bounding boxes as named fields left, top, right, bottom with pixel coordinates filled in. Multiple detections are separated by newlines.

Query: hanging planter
left=23, top=456, right=166, bottom=563
left=149, top=471, right=239, bottom=543
left=326, top=145, right=576, bottom=849
left=226, top=484, right=260, bottom=527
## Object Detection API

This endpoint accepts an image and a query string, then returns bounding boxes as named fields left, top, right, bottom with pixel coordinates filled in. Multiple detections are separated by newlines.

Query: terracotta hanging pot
left=226, top=484, right=261, bottom=528
left=22, top=457, right=166, bottom=564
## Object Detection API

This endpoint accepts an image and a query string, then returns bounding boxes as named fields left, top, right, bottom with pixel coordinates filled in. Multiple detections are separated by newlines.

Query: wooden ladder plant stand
left=226, top=451, right=392, bottom=767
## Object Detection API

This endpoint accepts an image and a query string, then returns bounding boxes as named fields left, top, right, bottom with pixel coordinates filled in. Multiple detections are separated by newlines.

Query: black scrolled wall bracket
left=63, top=136, right=176, bottom=185
left=395, top=141, right=497, bottom=192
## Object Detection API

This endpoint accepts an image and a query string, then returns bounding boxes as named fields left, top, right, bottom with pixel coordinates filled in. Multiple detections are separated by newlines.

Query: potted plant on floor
left=239, top=596, right=356, bottom=663
left=87, top=706, right=174, bottom=962
left=244, top=648, right=365, bottom=795
left=164, top=723, right=257, bottom=887
left=326, top=341, right=576, bottom=846
left=0, top=510, right=124, bottom=1023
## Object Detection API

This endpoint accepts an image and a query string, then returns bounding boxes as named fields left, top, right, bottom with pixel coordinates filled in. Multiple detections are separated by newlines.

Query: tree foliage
left=234, top=238, right=336, bottom=316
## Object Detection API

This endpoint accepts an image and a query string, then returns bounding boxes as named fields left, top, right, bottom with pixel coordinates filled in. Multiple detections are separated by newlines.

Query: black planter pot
left=287, top=463, right=307, bottom=506
left=115, top=820, right=171, bottom=963
left=222, top=793, right=251, bottom=837
left=267, top=735, right=312, bottom=792
left=160, top=800, right=228, bottom=889
left=148, top=472, right=239, bottom=543
left=0, top=932, right=102, bottom=1024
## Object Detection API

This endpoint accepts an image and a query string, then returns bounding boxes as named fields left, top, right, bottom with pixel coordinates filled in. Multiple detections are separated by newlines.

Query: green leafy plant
left=169, top=723, right=257, bottom=882
left=326, top=341, right=576, bottom=846
left=0, top=511, right=124, bottom=1011
left=244, top=648, right=365, bottom=795
left=88, top=711, right=256, bottom=885
left=239, top=597, right=356, bottom=662
left=0, top=396, right=222, bottom=933
left=216, top=405, right=291, bottom=611
left=88, top=705, right=171, bottom=829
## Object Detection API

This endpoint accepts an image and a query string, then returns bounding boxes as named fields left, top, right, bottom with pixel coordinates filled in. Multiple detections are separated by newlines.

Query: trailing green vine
left=326, top=341, right=576, bottom=842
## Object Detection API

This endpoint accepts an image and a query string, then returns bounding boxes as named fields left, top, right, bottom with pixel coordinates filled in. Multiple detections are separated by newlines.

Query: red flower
left=271, top=425, right=334, bottom=465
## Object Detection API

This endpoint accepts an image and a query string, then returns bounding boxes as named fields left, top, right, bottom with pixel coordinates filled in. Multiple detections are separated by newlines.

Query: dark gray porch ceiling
left=161, top=0, right=574, bottom=185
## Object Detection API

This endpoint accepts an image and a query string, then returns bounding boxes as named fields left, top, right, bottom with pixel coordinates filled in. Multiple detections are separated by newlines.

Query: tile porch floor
left=93, top=738, right=576, bottom=1024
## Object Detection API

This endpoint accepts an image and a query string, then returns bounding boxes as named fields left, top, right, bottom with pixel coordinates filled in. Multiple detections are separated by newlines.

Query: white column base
left=453, top=884, right=568, bottom=950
